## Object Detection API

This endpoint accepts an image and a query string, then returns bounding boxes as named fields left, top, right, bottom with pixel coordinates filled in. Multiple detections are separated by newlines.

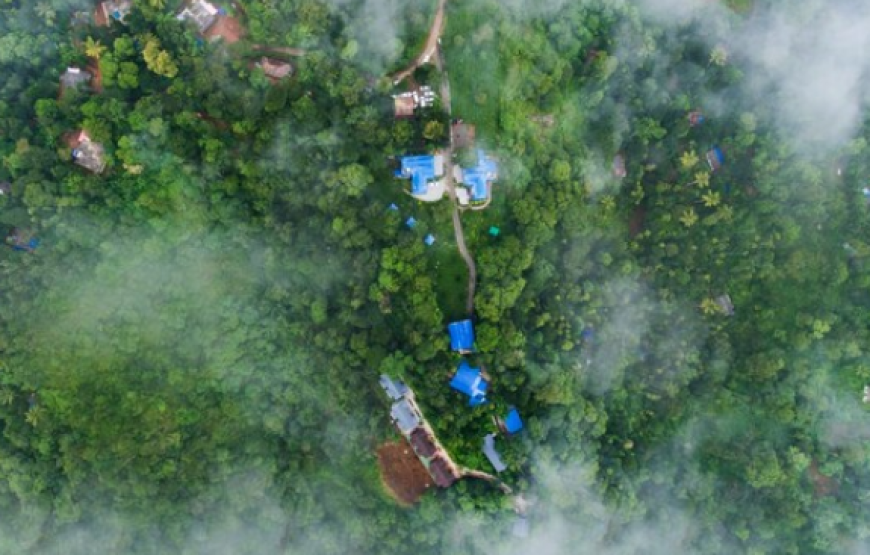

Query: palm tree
left=85, top=37, right=107, bottom=60
left=680, top=208, right=698, bottom=228
left=148, top=0, right=167, bottom=9
left=702, top=191, right=721, bottom=208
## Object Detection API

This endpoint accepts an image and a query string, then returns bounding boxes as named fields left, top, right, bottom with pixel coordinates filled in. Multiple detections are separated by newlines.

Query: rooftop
left=177, top=0, right=219, bottom=33
left=503, top=408, right=524, bottom=435
left=394, top=95, right=415, bottom=118
left=410, top=428, right=438, bottom=458
left=428, top=455, right=461, bottom=488
left=482, top=434, right=506, bottom=473
left=396, top=155, right=445, bottom=197
left=613, top=154, right=627, bottom=178
left=100, top=0, right=132, bottom=24
left=390, top=398, right=422, bottom=434
left=707, top=147, right=724, bottom=171
left=458, top=150, right=497, bottom=202
left=6, top=228, right=39, bottom=252
left=60, top=67, right=92, bottom=91
left=449, top=361, right=488, bottom=407
left=257, top=57, right=293, bottom=80
left=379, top=375, right=409, bottom=400
left=69, top=131, right=107, bottom=174
left=447, top=319, right=474, bottom=353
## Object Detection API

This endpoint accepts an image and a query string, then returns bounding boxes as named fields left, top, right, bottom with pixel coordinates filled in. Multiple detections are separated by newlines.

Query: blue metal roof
left=707, top=147, right=724, bottom=170
left=504, top=408, right=523, bottom=434
left=396, top=155, right=440, bottom=196
left=406, top=216, right=417, bottom=228
left=450, top=361, right=488, bottom=406
left=388, top=203, right=399, bottom=211
left=460, top=150, right=498, bottom=202
left=448, top=319, right=474, bottom=352
left=424, top=234, right=436, bottom=246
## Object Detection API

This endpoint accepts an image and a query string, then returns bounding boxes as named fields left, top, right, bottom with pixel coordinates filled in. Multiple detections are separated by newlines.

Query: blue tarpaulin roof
left=707, top=147, right=724, bottom=170
left=388, top=203, right=399, bottom=211
left=396, top=155, right=441, bottom=196
left=460, top=150, right=498, bottom=202
left=450, top=361, right=488, bottom=406
left=424, top=234, right=436, bottom=246
left=448, top=320, right=474, bottom=352
left=406, top=216, right=417, bottom=228
left=504, top=408, right=523, bottom=434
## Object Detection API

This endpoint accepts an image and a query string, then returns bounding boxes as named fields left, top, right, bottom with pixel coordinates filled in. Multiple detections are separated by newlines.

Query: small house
left=68, top=131, right=106, bottom=174
left=390, top=398, right=422, bottom=434
left=405, top=216, right=417, bottom=229
left=177, top=0, right=219, bottom=33
left=688, top=111, right=705, bottom=127
left=499, top=408, right=524, bottom=435
left=98, top=0, right=132, bottom=25
left=5, top=228, right=39, bottom=252
left=456, top=150, right=498, bottom=205
left=449, top=361, right=488, bottom=407
left=715, top=294, right=734, bottom=316
left=706, top=147, right=725, bottom=172
left=428, top=454, right=461, bottom=487
left=395, top=155, right=445, bottom=199
left=394, top=95, right=415, bottom=118
left=60, top=67, right=92, bottom=94
left=482, top=434, right=507, bottom=473
left=257, top=57, right=293, bottom=81
left=424, top=234, right=436, bottom=246
left=410, top=428, right=438, bottom=458
left=447, top=319, right=474, bottom=353
left=379, top=375, right=409, bottom=400
left=613, top=154, right=627, bottom=178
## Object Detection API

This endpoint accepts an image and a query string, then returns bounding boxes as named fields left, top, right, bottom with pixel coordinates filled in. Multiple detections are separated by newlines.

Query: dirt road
left=391, top=0, right=447, bottom=85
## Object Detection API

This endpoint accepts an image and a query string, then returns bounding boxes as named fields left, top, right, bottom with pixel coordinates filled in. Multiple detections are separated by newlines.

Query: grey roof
left=71, top=133, right=106, bottom=174
left=482, top=434, right=507, bottom=473
left=390, top=399, right=421, bottom=434
left=512, top=516, right=530, bottom=538
left=379, top=375, right=409, bottom=400
left=177, top=0, right=219, bottom=33
left=60, top=68, right=91, bottom=90
left=715, top=294, right=735, bottom=316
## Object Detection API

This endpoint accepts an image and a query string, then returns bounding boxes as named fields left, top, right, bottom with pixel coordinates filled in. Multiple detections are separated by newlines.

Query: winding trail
left=390, top=0, right=448, bottom=85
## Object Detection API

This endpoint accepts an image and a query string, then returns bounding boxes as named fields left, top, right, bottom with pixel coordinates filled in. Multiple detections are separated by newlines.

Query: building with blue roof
left=448, top=320, right=474, bottom=353
left=450, top=361, right=488, bottom=407
left=395, top=154, right=445, bottom=199
left=406, top=216, right=417, bottom=228
left=706, top=147, right=724, bottom=172
left=503, top=408, right=524, bottom=435
left=424, top=234, right=436, bottom=246
left=457, top=150, right=498, bottom=205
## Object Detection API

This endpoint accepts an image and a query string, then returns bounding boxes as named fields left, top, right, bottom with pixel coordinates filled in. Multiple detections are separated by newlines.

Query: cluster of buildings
left=393, top=85, right=437, bottom=118
left=446, top=318, right=524, bottom=476
left=380, top=376, right=462, bottom=488
left=394, top=149, right=498, bottom=208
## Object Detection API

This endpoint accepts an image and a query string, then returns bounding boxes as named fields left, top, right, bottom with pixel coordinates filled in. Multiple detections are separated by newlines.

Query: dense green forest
left=2, top=0, right=870, bottom=553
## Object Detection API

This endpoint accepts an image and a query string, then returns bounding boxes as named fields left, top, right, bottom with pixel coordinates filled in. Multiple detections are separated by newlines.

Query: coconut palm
left=85, top=37, right=107, bottom=60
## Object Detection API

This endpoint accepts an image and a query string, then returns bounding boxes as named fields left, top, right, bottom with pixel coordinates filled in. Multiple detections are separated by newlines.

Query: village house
left=256, top=57, right=293, bottom=81
left=176, top=0, right=219, bottom=34
left=5, top=228, right=39, bottom=252
left=450, top=361, right=488, bottom=407
left=395, top=154, right=445, bottom=202
left=98, top=0, right=132, bottom=25
left=496, top=408, right=524, bottom=435
left=60, top=67, right=92, bottom=95
left=68, top=130, right=107, bottom=174
left=392, top=86, right=436, bottom=118
left=482, top=434, right=506, bottom=473
left=707, top=147, right=725, bottom=172
left=613, top=153, right=627, bottom=178
left=447, top=319, right=474, bottom=353
left=379, top=375, right=463, bottom=489
left=455, top=150, right=497, bottom=207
